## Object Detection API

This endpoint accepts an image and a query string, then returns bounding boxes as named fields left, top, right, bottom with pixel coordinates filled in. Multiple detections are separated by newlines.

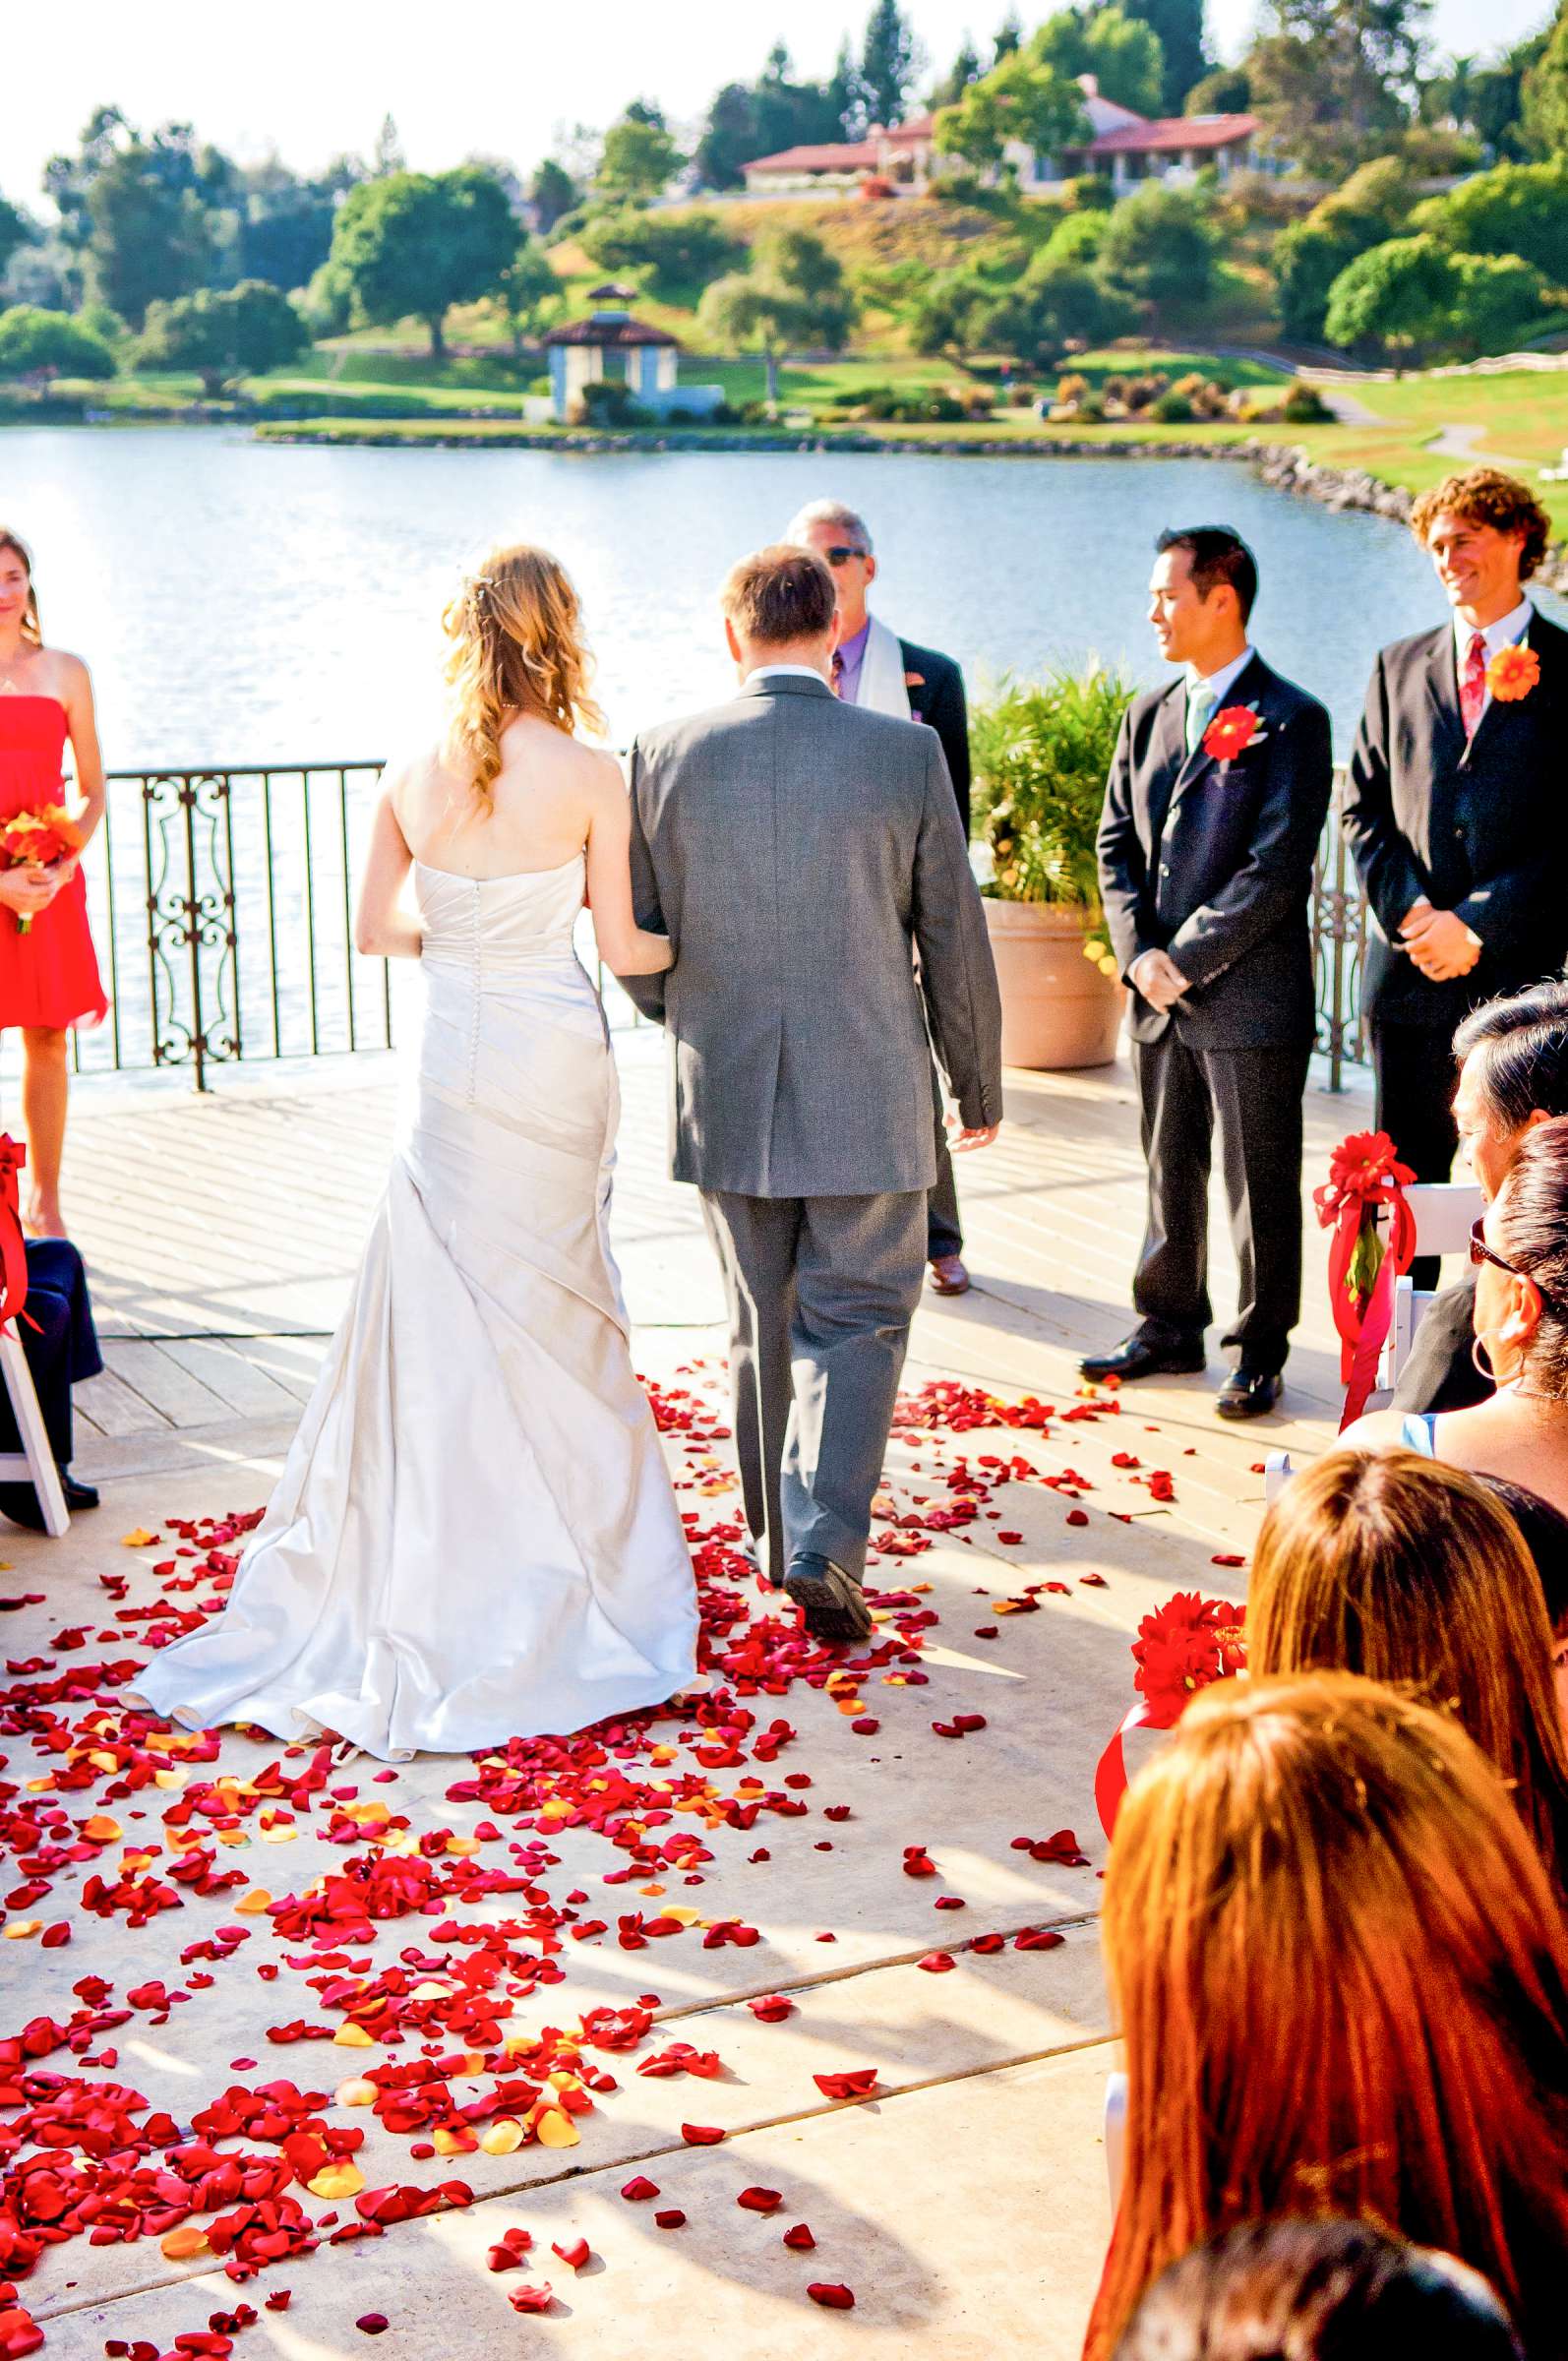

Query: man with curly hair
left=1343, top=468, right=1568, bottom=1283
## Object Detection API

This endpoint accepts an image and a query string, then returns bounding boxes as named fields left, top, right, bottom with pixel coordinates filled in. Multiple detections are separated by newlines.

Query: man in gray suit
left=619, top=546, right=1002, bottom=1642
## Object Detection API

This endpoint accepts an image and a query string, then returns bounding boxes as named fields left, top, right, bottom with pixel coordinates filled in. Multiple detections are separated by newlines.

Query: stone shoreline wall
left=1250, top=441, right=1568, bottom=593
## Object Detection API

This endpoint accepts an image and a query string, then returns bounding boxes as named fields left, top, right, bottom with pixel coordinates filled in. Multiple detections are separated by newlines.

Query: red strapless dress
left=0, top=696, right=107, bottom=1030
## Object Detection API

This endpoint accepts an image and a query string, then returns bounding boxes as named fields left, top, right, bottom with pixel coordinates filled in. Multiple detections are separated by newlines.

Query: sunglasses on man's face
left=823, top=546, right=869, bottom=567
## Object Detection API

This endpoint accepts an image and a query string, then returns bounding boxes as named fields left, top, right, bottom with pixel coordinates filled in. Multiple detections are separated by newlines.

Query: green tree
left=1030, top=8, right=1166, bottom=118
left=993, top=10, right=1024, bottom=62
left=328, top=165, right=517, bottom=356
left=1324, top=231, right=1547, bottom=360
left=0, top=199, right=32, bottom=284
left=237, top=157, right=336, bottom=293
left=935, top=52, right=1091, bottom=171
left=0, top=304, right=116, bottom=379
left=1120, top=0, right=1209, bottom=107
left=982, top=254, right=1137, bottom=362
left=1271, top=154, right=1416, bottom=339
left=1411, top=156, right=1568, bottom=283
left=596, top=102, right=685, bottom=201
left=908, top=265, right=995, bottom=352
left=698, top=227, right=856, bottom=405
left=529, top=158, right=579, bottom=233
left=930, top=35, right=984, bottom=108
left=1251, top=0, right=1431, bottom=175
left=1523, top=1, right=1568, bottom=155
left=135, top=278, right=306, bottom=394
left=1044, top=207, right=1111, bottom=265
left=860, top=0, right=924, bottom=125
left=694, top=85, right=757, bottom=187
left=578, top=208, right=743, bottom=294
left=1099, top=183, right=1216, bottom=303
left=497, top=239, right=561, bottom=356
left=83, top=143, right=211, bottom=328
left=1183, top=62, right=1251, bottom=112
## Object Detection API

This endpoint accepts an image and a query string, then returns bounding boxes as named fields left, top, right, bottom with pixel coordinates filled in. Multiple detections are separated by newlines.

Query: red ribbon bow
left=1313, top=1129, right=1416, bottom=1430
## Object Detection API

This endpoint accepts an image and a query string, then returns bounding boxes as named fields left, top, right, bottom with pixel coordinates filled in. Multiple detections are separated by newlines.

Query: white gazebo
left=543, top=284, right=720, bottom=423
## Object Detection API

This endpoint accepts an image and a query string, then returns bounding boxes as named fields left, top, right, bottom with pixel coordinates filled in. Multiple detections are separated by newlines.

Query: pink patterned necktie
left=830, top=647, right=844, bottom=697
left=1460, top=629, right=1488, bottom=738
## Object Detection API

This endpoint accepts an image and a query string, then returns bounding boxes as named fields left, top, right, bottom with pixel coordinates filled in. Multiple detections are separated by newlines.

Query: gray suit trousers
left=700, top=1189, right=928, bottom=1588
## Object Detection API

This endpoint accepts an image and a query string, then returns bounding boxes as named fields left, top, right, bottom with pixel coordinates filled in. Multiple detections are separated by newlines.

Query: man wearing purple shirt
left=786, top=500, right=975, bottom=1297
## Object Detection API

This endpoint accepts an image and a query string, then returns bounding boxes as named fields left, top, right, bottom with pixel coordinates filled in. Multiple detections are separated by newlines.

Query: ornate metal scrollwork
left=142, top=772, right=240, bottom=1091
left=1311, top=807, right=1370, bottom=1093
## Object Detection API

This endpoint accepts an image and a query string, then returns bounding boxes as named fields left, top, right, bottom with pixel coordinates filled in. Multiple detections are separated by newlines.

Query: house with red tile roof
left=738, top=84, right=1265, bottom=200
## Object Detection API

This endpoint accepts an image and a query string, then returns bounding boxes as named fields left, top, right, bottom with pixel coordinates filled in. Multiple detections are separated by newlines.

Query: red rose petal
left=808, top=2282, right=856, bottom=2309
left=737, top=2186, right=783, bottom=2212
left=509, top=2284, right=556, bottom=2315
left=918, top=1951, right=956, bottom=1971
left=551, top=2236, right=591, bottom=2270
left=783, top=2222, right=816, bottom=2250
left=621, top=2175, right=660, bottom=2201
left=654, top=2209, right=687, bottom=2228
left=355, top=2317, right=389, bottom=2336
left=681, top=2122, right=725, bottom=2145
left=813, top=2067, right=878, bottom=2100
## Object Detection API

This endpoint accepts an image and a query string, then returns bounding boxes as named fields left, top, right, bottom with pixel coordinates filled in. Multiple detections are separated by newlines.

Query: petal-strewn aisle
left=0, top=1358, right=1266, bottom=2360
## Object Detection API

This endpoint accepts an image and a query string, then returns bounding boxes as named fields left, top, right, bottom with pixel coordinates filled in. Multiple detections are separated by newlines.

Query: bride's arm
left=584, top=757, right=674, bottom=976
left=354, top=782, right=423, bottom=959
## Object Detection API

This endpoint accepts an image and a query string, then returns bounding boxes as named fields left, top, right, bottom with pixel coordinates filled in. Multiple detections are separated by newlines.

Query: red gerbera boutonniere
left=1486, top=642, right=1539, bottom=702
left=1203, top=702, right=1268, bottom=762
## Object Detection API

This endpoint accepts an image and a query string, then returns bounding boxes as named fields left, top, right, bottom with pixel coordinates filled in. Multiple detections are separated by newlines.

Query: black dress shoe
left=63, top=1476, right=99, bottom=1510
left=1216, top=1367, right=1283, bottom=1420
left=1080, top=1335, right=1206, bottom=1382
left=784, top=1553, right=874, bottom=1643
left=0, top=1469, right=96, bottom=1530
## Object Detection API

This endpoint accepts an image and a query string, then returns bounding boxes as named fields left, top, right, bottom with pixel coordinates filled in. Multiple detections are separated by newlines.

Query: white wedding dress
left=132, top=855, right=698, bottom=1760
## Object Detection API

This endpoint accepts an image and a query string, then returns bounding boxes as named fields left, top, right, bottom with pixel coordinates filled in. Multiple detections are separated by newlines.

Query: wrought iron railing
left=55, top=759, right=1372, bottom=1093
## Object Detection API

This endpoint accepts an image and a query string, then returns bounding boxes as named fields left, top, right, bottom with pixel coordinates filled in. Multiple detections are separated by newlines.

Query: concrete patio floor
left=0, top=1034, right=1364, bottom=2359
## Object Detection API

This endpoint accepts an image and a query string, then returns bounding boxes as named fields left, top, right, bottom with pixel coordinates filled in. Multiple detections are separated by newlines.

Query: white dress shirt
left=1185, top=643, right=1256, bottom=722
left=1452, top=596, right=1534, bottom=722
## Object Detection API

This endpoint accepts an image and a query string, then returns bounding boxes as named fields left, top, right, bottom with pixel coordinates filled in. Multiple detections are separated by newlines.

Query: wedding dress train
left=133, top=856, right=698, bottom=1759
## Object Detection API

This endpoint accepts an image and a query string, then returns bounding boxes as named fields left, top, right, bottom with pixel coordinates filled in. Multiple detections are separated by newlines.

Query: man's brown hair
left=1410, top=467, right=1551, bottom=581
left=720, top=545, right=836, bottom=646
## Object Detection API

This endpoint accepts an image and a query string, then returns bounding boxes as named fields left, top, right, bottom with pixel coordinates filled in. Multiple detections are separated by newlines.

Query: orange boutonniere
left=1486, top=641, right=1539, bottom=702
left=903, top=671, right=925, bottom=689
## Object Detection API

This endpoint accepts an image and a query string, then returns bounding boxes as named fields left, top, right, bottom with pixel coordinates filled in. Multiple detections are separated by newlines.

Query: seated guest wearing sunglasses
left=1346, top=1115, right=1568, bottom=1521
left=1392, top=979, right=1568, bottom=1417
left=785, top=500, right=975, bottom=1302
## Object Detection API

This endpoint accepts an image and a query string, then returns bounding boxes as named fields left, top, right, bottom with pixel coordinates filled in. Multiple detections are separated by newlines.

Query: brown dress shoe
left=929, top=1253, right=971, bottom=1296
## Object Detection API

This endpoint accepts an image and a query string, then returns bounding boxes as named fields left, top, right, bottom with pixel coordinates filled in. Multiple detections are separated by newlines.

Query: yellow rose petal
left=305, top=2162, right=365, bottom=2200
left=121, top=1528, right=157, bottom=1547
left=332, top=2024, right=374, bottom=2048
left=160, top=2225, right=210, bottom=2261
left=233, top=1890, right=272, bottom=1914
left=335, top=2078, right=378, bottom=2107
left=480, top=2118, right=525, bottom=2155
left=533, top=2109, right=580, bottom=2149
left=3, top=1919, right=40, bottom=1940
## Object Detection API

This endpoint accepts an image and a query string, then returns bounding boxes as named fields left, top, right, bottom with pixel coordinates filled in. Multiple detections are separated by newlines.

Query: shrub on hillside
left=576, top=207, right=744, bottom=295
left=1150, top=390, right=1195, bottom=422
left=1411, top=158, right=1568, bottom=291
left=0, top=306, right=116, bottom=381
left=1282, top=381, right=1331, bottom=422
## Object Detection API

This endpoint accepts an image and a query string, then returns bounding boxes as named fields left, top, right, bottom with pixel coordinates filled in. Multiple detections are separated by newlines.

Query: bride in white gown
left=133, top=545, right=698, bottom=1760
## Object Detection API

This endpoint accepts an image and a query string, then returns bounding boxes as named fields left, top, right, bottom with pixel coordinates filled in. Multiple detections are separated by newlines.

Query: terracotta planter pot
left=982, top=898, right=1124, bottom=1070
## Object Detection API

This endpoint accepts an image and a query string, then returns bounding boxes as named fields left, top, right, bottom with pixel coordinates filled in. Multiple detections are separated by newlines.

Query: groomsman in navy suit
left=1342, top=467, right=1568, bottom=1287
left=1085, top=525, right=1333, bottom=1419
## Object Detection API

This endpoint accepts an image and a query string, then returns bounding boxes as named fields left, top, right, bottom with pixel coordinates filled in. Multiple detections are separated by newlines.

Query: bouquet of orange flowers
left=0, top=806, right=84, bottom=935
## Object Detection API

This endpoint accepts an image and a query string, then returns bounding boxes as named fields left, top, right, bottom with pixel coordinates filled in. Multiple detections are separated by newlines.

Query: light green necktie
left=1185, top=677, right=1218, bottom=756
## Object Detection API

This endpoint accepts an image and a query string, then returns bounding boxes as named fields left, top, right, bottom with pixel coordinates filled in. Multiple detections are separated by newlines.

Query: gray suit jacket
left=620, top=672, right=1002, bottom=1198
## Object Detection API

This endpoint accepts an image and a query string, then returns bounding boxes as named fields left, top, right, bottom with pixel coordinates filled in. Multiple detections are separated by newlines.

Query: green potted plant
left=969, top=664, right=1134, bottom=1068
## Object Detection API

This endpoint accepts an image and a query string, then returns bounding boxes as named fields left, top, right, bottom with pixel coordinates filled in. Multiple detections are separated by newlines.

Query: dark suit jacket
left=1342, top=609, right=1568, bottom=1030
left=1096, top=651, right=1334, bottom=1049
left=897, top=636, right=970, bottom=837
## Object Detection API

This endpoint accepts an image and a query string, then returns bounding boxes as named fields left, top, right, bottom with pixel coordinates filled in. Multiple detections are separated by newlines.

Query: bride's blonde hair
left=442, top=543, right=603, bottom=809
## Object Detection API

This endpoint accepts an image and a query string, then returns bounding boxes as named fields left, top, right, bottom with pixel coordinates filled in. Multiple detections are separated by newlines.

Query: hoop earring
left=1474, top=1331, right=1524, bottom=1389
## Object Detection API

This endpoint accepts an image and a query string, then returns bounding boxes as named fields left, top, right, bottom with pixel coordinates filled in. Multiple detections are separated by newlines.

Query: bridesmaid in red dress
left=0, top=528, right=108, bottom=1239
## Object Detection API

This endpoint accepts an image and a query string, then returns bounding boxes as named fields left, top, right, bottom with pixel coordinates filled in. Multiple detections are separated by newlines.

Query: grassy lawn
left=1296, top=366, right=1568, bottom=537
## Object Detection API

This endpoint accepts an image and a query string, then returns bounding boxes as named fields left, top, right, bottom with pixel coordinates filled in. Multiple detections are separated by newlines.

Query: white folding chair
left=1264, top=1450, right=1294, bottom=1501
left=0, top=1328, right=68, bottom=1538
left=1380, top=1180, right=1483, bottom=1390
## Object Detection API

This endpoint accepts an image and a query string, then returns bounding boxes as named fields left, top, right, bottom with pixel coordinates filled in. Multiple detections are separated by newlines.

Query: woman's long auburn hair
left=441, top=542, right=603, bottom=811
left=1086, top=1671, right=1568, bottom=2361
left=1248, top=1447, right=1568, bottom=1886
left=0, top=528, right=41, bottom=646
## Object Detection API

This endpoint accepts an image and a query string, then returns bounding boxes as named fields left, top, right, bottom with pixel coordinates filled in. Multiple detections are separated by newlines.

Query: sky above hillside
left=5, top=0, right=1553, bottom=211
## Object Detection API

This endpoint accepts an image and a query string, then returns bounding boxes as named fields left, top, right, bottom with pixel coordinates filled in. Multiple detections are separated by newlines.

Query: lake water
left=5, top=424, right=1552, bottom=1079
left=1, top=425, right=1522, bottom=763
